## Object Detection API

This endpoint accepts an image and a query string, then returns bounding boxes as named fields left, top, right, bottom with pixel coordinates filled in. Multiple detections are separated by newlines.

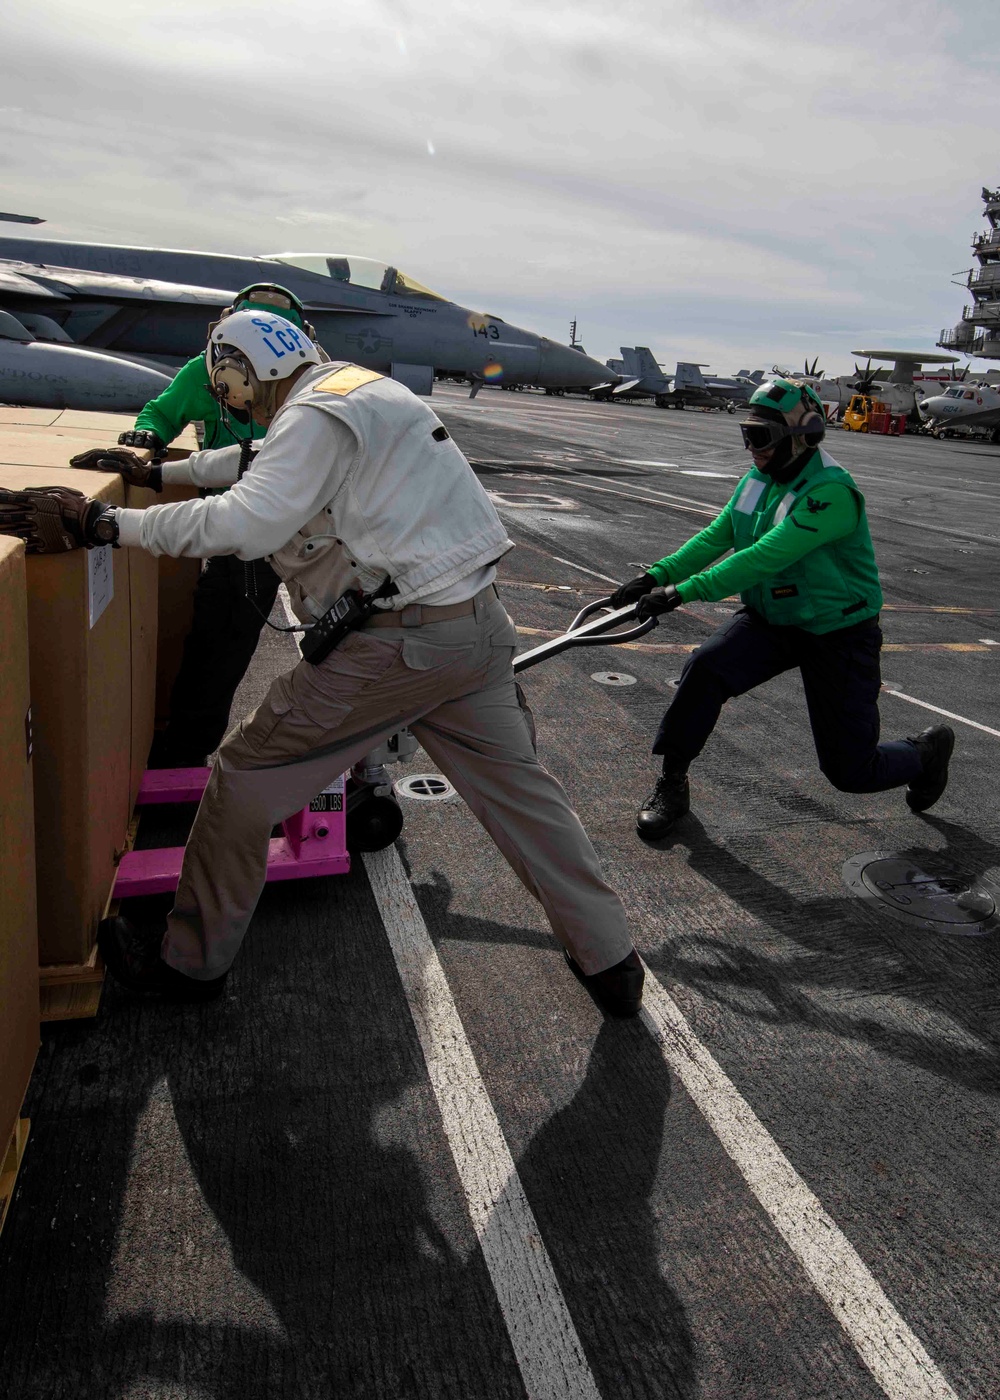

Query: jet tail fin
left=674, top=361, right=707, bottom=390
left=630, top=346, right=663, bottom=379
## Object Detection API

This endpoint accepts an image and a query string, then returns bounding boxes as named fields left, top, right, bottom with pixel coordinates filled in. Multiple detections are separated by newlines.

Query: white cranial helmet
left=206, top=309, right=321, bottom=419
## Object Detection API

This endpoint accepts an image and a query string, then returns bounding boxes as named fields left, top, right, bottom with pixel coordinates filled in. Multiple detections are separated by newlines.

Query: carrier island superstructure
left=938, top=185, right=1000, bottom=362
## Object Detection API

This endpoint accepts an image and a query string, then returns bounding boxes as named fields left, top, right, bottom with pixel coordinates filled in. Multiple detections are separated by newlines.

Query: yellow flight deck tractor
left=841, top=394, right=907, bottom=435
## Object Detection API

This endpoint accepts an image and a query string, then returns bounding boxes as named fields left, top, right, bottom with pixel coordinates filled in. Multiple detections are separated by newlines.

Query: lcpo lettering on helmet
left=206, top=308, right=322, bottom=422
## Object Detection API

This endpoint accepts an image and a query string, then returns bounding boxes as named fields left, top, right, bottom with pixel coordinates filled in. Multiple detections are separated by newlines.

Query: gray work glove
left=69, top=447, right=162, bottom=491
left=609, top=572, right=656, bottom=609
left=0, top=485, right=112, bottom=553
left=635, top=585, right=682, bottom=621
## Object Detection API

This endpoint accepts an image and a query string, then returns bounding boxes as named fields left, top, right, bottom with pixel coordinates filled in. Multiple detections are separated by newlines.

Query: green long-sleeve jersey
left=134, top=354, right=266, bottom=451
left=649, top=477, right=860, bottom=604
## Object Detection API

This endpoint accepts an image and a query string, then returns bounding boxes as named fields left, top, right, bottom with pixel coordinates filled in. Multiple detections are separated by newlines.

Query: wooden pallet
left=37, top=812, right=141, bottom=1022
left=39, top=943, right=105, bottom=1022
left=0, top=1115, right=30, bottom=1240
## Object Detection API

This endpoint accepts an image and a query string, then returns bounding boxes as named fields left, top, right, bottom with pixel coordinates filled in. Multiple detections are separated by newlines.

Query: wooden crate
left=0, top=1114, right=30, bottom=1240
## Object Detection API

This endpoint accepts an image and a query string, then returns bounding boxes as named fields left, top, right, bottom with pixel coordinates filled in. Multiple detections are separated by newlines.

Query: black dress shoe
left=564, top=948, right=644, bottom=1017
left=905, top=725, right=955, bottom=813
left=98, top=916, right=227, bottom=1002
left=636, top=772, right=690, bottom=840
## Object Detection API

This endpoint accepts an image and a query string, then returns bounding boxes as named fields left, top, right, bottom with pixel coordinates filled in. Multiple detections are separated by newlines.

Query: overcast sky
left=2, top=0, right=999, bottom=375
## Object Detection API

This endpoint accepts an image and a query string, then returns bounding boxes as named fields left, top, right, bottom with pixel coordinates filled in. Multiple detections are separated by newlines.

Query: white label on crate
left=88, top=546, right=114, bottom=629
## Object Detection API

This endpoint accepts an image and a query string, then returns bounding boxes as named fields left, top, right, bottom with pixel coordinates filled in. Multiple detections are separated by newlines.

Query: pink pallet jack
left=112, top=596, right=656, bottom=900
left=114, top=767, right=351, bottom=898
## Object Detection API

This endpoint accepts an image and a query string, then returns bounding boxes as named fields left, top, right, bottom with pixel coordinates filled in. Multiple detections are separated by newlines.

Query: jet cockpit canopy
left=269, top=254, right=445, bottom=301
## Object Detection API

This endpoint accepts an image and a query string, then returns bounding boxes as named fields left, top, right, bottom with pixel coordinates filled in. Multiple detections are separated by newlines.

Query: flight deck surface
left=1, top=386, right=998, bottom=1400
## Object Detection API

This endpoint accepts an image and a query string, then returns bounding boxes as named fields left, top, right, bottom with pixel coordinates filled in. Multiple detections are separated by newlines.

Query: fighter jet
left=591, top=349, right=737, bottom=410
left=0, top=233, right=612, bottom=410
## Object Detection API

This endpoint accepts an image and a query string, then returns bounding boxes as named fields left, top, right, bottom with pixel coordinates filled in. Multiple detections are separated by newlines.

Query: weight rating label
left=309, top=774, right=345, bottom=813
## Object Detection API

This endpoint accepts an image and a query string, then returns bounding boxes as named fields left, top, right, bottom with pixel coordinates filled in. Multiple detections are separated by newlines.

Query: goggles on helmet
left=238, top=288, right=294, bottom=312
left=739, top=418, right=795, bottom=452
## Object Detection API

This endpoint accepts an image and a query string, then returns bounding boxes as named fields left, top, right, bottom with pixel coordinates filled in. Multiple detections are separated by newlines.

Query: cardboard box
left=126, top=479, right=203, bottom=725
left=0, top=537, right=40, bottom=1150
left=0, top=463, right=157, bottom=966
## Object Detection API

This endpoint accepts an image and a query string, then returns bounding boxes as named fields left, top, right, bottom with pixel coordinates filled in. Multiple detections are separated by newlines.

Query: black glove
left=118, top=429, right=166, bottom=458
left=609, top=572, right=657, bottom=609
left=69, top=447, right=162, bottom=491
left=0, top=486, right=112, bottom=553
left=635, top=585, right=682, bottom=621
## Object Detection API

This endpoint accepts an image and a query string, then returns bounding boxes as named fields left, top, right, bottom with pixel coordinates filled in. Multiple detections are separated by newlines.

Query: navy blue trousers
left=652, top=608, right=922, bottom=793
left=150, top=555, right=281, bottom=767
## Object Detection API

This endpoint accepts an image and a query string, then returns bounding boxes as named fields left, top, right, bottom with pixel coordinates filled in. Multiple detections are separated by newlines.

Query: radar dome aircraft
left=789, top=351, right=961, bottom=421
left=0, top=221, right=611, bottom=411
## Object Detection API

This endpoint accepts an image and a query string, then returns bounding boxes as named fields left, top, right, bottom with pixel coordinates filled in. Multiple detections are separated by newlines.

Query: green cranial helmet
left=747, top=376, right=825, bottom=425
left=740, top=377, right=826, bottom=480
left=231, top=283, right=306, bottom=329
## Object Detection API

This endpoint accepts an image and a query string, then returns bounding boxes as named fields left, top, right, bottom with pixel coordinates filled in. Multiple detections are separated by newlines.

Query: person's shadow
left=516, top=1019, right=696, bottom=1398
left=411, top=872, right=697, bottom=1398
left=644, top=811, right=1000, bottom=1097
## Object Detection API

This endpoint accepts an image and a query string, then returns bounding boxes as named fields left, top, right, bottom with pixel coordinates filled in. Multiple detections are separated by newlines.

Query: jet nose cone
left=538, top=339, right=609, bottom=390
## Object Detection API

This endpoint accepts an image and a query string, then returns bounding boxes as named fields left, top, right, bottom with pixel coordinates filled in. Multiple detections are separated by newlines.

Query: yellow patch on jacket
left=315, top=366, right=384, bottom=396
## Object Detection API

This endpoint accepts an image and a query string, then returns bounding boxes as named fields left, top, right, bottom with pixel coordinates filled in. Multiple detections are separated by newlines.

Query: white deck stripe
left=639, top=973, right=960, bottom=1400
left=881, top=687, right=1000, bottom=739
left=363, top=847, right=603, bottom=1400
left=550, top=555, right=619, bottom=586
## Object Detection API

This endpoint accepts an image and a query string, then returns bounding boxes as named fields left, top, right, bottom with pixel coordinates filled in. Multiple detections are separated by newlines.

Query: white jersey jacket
left=116, top=363, right=513, bottom=620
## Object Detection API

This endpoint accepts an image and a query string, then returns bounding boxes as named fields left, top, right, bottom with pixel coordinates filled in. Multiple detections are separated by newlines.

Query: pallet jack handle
left=512, top=596, right=658, bottom=675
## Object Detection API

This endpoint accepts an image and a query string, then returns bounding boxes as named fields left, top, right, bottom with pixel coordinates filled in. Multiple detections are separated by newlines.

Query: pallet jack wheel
left=346, top=793, right=404, bottom=852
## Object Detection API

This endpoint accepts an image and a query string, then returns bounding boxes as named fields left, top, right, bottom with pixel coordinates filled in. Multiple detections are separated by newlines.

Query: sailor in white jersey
left=0, top=311, right=643, bottom=1016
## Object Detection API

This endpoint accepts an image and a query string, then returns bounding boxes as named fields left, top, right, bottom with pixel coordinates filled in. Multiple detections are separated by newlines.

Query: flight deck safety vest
left=264, top=362, right=513, bottom=620
left=730, top=447, right=882, bottom=634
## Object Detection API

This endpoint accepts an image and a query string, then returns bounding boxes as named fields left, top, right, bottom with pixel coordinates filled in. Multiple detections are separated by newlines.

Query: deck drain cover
left=395, top=773, right=456, bottom=802
left=591, top=671, right=636, bottom=687
left=843, top=852, right=997, bottom=937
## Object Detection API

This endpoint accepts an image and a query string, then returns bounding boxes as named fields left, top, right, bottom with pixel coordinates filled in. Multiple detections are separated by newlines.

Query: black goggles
left=740, top=419, right=794, bottom=451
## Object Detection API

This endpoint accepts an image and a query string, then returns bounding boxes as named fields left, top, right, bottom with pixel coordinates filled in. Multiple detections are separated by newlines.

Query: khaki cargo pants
left=162, top=586, right=634, bottom=980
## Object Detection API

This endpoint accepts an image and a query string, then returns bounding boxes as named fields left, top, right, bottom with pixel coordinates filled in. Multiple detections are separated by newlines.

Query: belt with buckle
left=364, top=583, right=496, bottom=628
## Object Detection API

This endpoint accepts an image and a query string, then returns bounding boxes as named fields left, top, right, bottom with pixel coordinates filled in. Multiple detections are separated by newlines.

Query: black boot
left=564, top=948, right=644, bottom=1017
left=905, top=725, right=955, bottom=813
left=98, top=916, right=228, bottom=1002
left=636, top=771, right=690, bottom=840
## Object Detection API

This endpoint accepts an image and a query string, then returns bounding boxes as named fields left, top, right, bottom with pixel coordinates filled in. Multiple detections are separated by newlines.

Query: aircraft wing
left=0, top=257, right=396, bottom=317
left=0, top=265, right=71, bottom=299
left=0, top=259, right=236, bottom=306
left=611, top=378, right=643, bottom=396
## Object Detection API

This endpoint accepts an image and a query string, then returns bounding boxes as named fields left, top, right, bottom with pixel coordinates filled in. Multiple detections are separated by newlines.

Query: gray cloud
left=2, top=0, right=998, bottom=372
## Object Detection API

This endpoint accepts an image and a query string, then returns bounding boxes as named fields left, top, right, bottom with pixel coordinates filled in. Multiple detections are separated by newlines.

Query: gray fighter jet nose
left=537, top=338, right=609, bottom=390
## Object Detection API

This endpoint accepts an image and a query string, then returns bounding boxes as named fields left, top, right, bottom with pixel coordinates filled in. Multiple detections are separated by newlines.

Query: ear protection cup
left=209, top=353, right=258, bottom=411
left=798, top=410, right=825, bottom=446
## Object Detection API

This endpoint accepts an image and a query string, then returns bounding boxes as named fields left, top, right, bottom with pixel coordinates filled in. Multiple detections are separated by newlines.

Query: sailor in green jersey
left=608, top=378, right=956, bottom=839
left=118, top=284, right=315, bottom=767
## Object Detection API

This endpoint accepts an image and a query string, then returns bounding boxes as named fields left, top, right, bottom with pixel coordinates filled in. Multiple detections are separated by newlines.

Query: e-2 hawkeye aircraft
left=0, top=223, right=611, bottom=412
